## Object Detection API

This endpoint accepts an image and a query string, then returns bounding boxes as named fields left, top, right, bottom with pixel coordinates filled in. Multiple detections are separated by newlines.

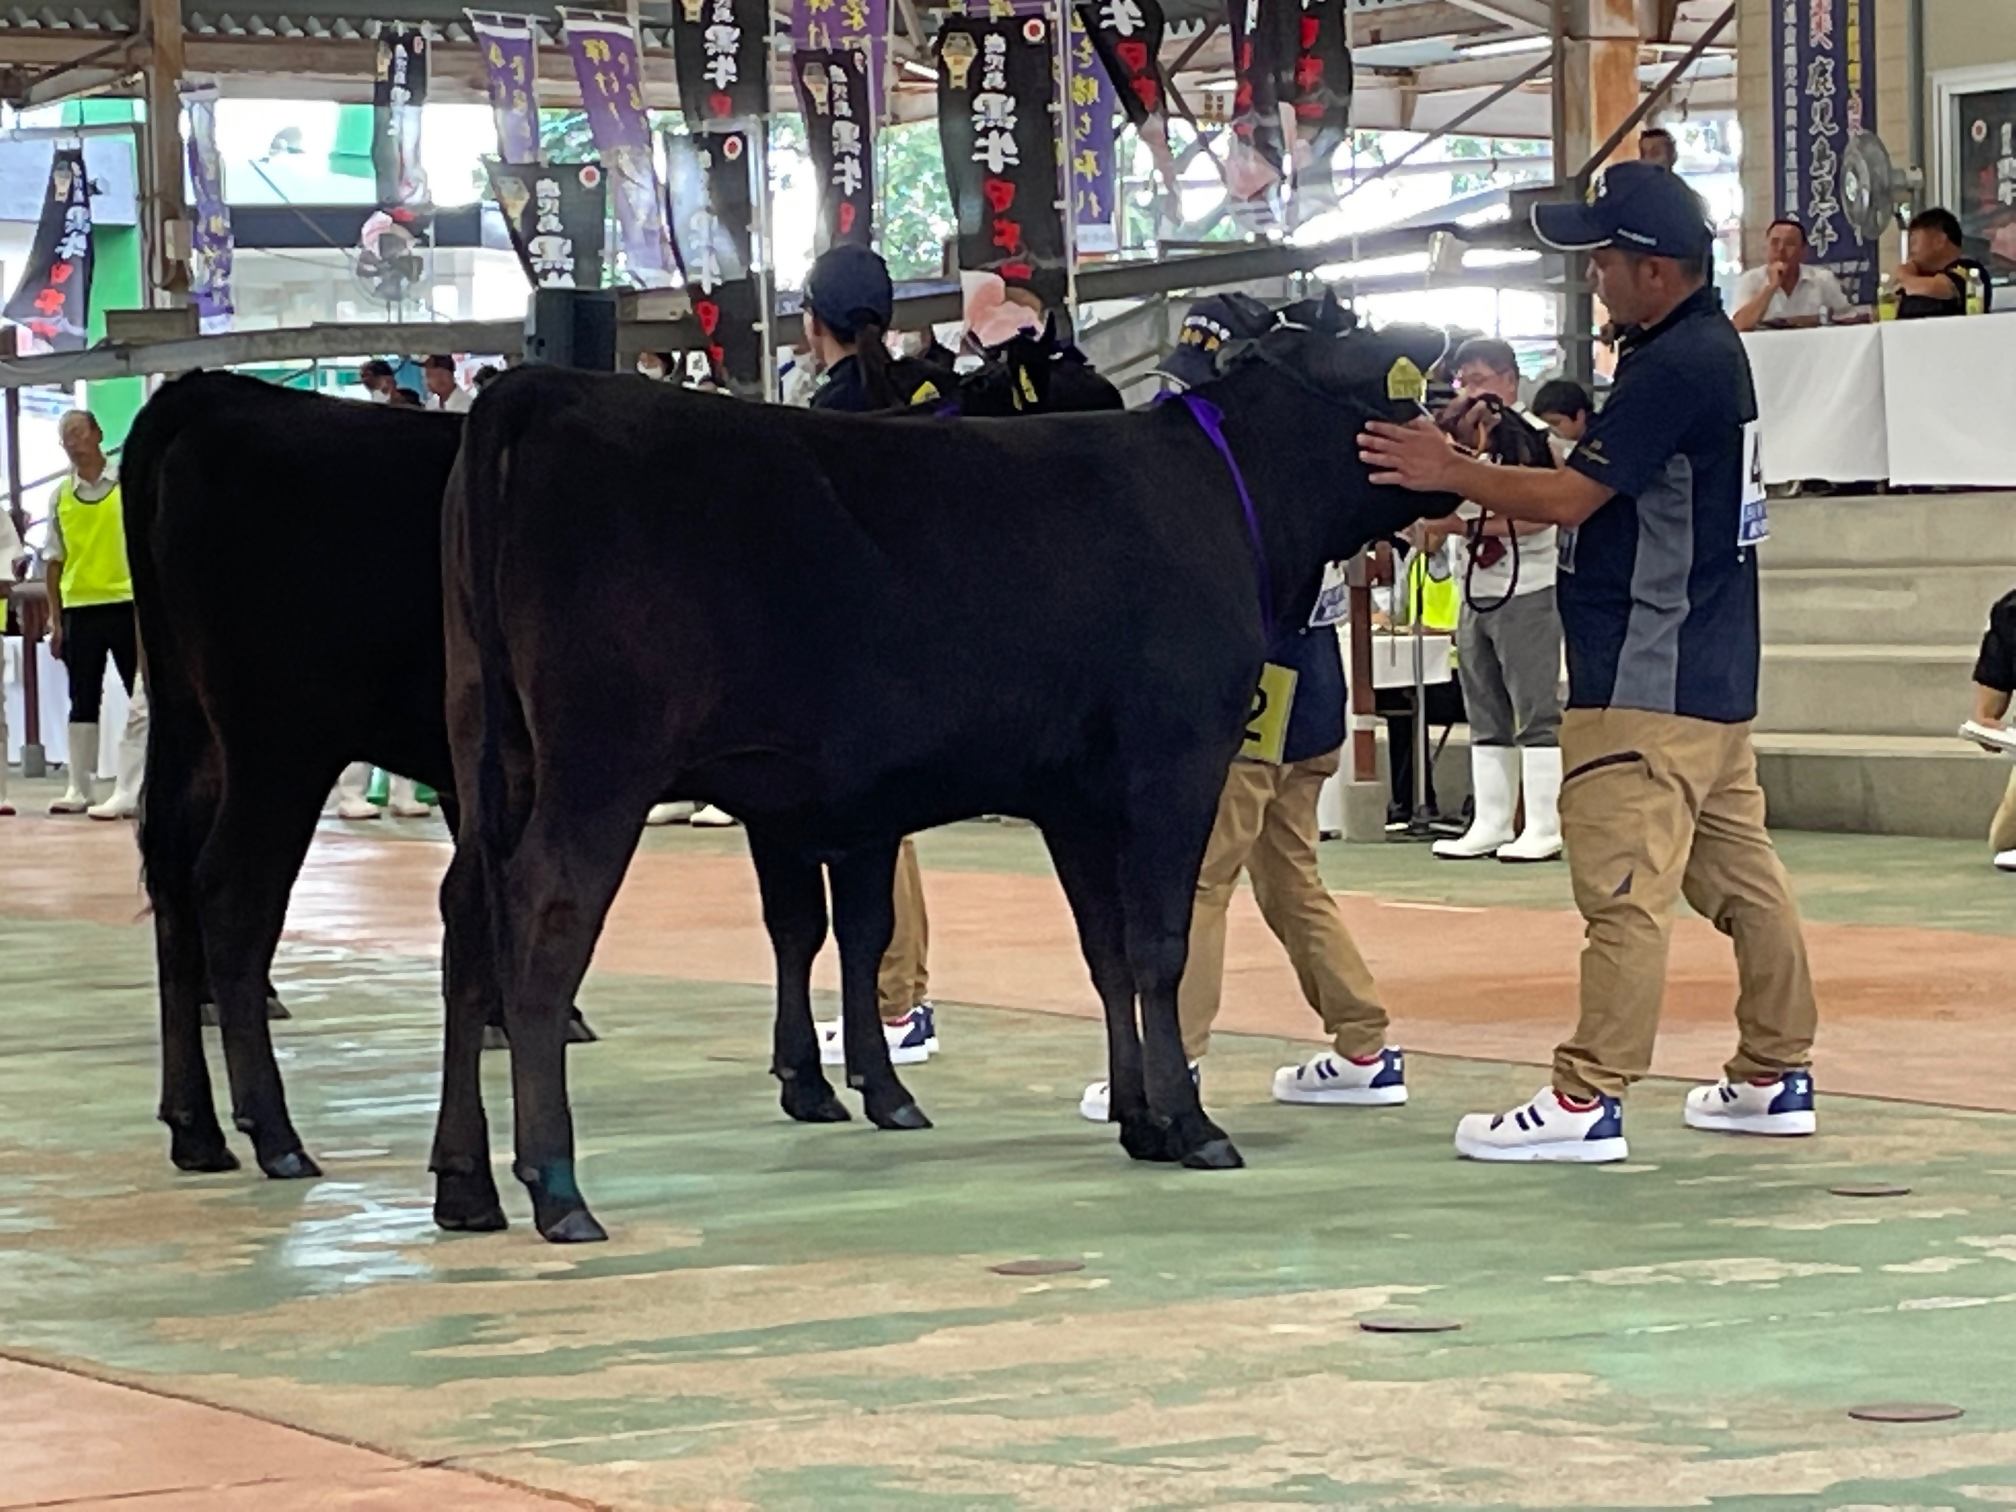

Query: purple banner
left=1067, top=6, right=1117, bottom=255
left=564, top=10, right=675, bottom=285
left=791, top=0, right=888, bottom=125
left=470, top=13, right=541, bottom=165
left=1773, top=0, right=1878, bottom=303
left=181, top=82, right=233, bottom=324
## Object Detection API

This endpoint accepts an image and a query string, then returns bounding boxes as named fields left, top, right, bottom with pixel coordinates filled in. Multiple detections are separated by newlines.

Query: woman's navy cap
left=1532, top=160, right=1711, bottom=260
left=804, top=243, right=894, bottom=334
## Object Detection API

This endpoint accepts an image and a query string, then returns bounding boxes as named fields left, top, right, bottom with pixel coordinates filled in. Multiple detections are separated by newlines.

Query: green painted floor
left=4, top=903, right=2016, bottom=1510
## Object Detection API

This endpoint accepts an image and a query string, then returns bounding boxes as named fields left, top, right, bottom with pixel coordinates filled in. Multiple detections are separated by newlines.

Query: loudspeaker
left=523, top=288, right=619, bottom=371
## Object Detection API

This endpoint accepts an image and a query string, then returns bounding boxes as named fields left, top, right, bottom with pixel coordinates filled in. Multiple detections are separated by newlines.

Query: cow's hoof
left=199, top=1001, right=219, bottom=1028
left=537, top=1206, right=608, bottom=1244
left=169, top=1131, right=239, bottom=1173
left=266, top=995, right=291, bottom=1022
left=434, top=1171, right=509, bottom=1233
left=565, top=1012, right=598, bottom=1044
left=1169, top=1112, right=1243, bottom=1171
left=482, top=1025, right=509, bottom=1051
left=780, top=1078, right=852, bottom=1124
left=1117, top=1115, right=1180, bottom=1164
left=869, top=1100, right=933, bottom=1131
left=260, top=1149, right=323, bottom=1181
left=1181, top=1138, right=1245, bottom=1170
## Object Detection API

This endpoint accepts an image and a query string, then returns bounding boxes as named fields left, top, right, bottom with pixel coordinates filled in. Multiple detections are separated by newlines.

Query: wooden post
left=141, top=0, right=191, bottom=305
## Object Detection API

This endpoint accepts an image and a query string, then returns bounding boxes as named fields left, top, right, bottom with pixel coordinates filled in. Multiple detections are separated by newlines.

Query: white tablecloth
left=1742, top=314, right=2016, bottom=488
left=2, top=637, right=131, bottom=775
left=1342, top=630, right=1455, bottom=689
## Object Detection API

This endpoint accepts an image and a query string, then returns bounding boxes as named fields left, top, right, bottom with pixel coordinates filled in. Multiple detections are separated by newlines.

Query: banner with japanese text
left=1287, top=0, right=1350, bottom=221
left=4, top=147, right=91, bottom=351
left=488, top=160, right=607, bottom=287
left=664, top=128, right=763, bottom=390
left=936, top=13, right=1068, bottom=311
left=1067, top=6, right=1117, bottom=254
left=563, top=11, right=675, bottom=285
left=1772, top=0, right=1878, bottom=303
left=793, top=49, right=876, bottom=248
left=1226, top=0, right=1296, bottom=216
left=792, top=0, right=888, bottom=125
left=671, top=0, right=769, bottom=126
left=470, top=13, right=541, bottom=165
left=181, top=82, right=233, bottom=325
left=373, top=27, right=431, bottom=210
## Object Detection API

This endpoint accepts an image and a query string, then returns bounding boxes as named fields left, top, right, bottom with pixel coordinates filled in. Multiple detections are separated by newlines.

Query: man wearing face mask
left=1359, top=162, right=1818, bottom=1168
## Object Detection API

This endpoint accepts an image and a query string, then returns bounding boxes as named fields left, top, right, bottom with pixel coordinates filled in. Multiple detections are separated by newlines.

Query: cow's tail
left=120, top=379, right=215, bottom=913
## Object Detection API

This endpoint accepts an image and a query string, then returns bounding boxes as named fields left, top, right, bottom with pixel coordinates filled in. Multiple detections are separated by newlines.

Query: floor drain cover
left=1358, top=1316, right=1463, bottom=1334
left=989, top=1259, right=1085, bottom=1276
left=1848, top=1402, right=1964, bottom=1424
left=1830, top=1183, right=1913, bottom=1198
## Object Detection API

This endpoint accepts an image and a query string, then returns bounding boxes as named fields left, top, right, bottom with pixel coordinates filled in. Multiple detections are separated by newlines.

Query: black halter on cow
left=436, top=313, right=1459, bottom=1242
left=119, top=334, right=1119, bottom=1184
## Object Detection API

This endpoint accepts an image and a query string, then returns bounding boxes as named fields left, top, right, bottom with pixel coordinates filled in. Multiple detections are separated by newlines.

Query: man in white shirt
left=1731, top=219, right=1853, bottom=331
left=423, top=354, right=474, bottom=413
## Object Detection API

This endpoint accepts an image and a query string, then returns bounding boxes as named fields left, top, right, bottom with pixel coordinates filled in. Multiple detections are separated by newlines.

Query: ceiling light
left=1457, top=35, right=1553, bottom=58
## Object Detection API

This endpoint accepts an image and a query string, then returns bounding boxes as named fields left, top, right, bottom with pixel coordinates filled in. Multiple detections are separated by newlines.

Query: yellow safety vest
left=54, top=473, right=131, bottom=608
left=1407, top=552, right=1459, bottom=634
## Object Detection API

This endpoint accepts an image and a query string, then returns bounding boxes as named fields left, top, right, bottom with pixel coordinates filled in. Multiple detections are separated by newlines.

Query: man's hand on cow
left=1360, top=417, right=1461, bottom=493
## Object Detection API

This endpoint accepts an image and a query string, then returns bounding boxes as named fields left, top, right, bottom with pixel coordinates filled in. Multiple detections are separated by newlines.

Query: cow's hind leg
left=499, top=794, right=644, bottom=1243
left=1043, top=825, right=1165, bottom=1162
left=747, top=826, right=848, bottom=1124
left=194, top=766, right=328, bottom=1179
left=830, top=841, right=928, bottom=1131
left=153, top=803, right=236, bottom=1172
left=431, top=838, right=507, bottom=1232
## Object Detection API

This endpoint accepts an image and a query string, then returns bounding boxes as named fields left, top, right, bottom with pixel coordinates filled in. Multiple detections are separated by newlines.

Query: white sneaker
left=1995, top=848, right=2016, bottom=873
left=335, top=796, right=384, bottom=820
left=1454, top=1086, right=1628, bottom=1163
left=691, top=804, right=739, bottom=828
left=819, top=1004, right=937, bottom=1067
left=1079, top=1062, right=1199, bottom=1123
left=1272, top=1048, right=1408, bottom=1106
left=1683, top=1071, right=1816, bottom=1137
left=644, top=801, right=695, bottom=826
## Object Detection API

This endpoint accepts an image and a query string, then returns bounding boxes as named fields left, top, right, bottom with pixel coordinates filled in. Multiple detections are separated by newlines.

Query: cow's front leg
left=746, top=825, right=849, bottom=1124
left=830, top=841, right=930, bottom=1131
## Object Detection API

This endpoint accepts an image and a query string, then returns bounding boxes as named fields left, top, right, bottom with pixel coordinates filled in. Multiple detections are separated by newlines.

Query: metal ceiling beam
left=1446, top=0, right=1554, bottom=31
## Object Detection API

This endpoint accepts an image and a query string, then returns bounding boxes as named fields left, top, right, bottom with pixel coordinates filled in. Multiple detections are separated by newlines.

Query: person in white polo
left=1731, top=219, right=1853, bottom=332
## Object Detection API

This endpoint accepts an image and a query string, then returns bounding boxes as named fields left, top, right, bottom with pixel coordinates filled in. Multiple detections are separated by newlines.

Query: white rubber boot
left=50, top=721, right=99, bottom=813
left=387, top=774, right=433, bottom=818
left=644, top=801, right=695, bottom=826
left=88, top=683, right=148, bottom=820
left=333, top=761, right=382, bottom=820
left=1497, top=746, right=1564, bottom=862
left=1432, top=744, right=1520, bottom=860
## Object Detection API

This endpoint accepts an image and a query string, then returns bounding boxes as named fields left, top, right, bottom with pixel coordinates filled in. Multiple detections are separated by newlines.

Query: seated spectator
left=1968, top=589, right=2016, bottom=871
left=1637, top=127, right=1678, bottom=169
left=1731, top=219, right=1853, bottom=331
left=423, top=354, right=473, bottom=413
left=389, top=386, right=423, bottom=408
left=1375, top=532, right=1465, bottom=829
left=357, top=359, right=397, bottom=402
left=1530, top=379, right=1593, bottom=447
left=1894, top=207, right=1992, bottom=318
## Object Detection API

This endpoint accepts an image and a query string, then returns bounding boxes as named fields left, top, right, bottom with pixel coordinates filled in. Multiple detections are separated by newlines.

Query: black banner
left=665, top=128, right=762, bottom=391
left=1954, top=85, right=2016, bottom=270
left=671, top=0, right=769, bottom=126
left=1288, top=0, right=1351, bottom=213
left=936, top=14, right=1068, bottom=312
left=373, top=27, right=431, bottom=211
left=1075, top=0, right=1168, bottom=129
left=1227, top=0, right=1294, bottom=205
left=3, top=148, right=93, bottom=352
left=488, top=161, right=608, bottom=289
left=794, top=49, right=877, bottom=249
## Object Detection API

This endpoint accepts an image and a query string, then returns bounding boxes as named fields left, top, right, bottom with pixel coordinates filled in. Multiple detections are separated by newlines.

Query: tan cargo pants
left=877, top=837, right=929, bottom=1019
left=1178, top=749, right=1390, bottom=1062
left=1553, top=707, right=1818, bottom=1100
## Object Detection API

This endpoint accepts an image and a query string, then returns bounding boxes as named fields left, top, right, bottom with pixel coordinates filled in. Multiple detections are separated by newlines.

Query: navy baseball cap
left=1158, top=292, right=1277, bottom=389
left=1532, top=160, right=1711, bottom=260
left=804, top=243, right=894, bottom=338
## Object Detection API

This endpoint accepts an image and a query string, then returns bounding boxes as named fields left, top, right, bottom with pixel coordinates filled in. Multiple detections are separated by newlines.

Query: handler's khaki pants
left=1553, top=708, right=1817, bottom=1100
left=1178, top=749, right=1389, bottom=1062
left=877, top=837, right=929, bottom=1018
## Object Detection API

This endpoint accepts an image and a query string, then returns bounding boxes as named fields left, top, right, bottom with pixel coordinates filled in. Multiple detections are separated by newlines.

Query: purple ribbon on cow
left=1176, top=392, right=1275, bottom=641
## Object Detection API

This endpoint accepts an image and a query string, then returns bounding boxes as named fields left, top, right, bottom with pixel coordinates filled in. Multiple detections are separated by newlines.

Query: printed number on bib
left=1241, top=662, right=1299, bottom=764
left=1738, top=420, right=1768, bottom=548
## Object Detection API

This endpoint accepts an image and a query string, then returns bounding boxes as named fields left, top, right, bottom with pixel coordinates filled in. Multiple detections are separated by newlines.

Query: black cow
left=436, top=320, right=1458, bottom=1241
left=123, top=343, right=1115, bottom=1181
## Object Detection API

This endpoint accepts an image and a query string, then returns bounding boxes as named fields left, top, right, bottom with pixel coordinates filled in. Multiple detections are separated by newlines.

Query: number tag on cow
left=1738, top=420, right=1769, bottom=548
left=1241, top=662, right=1299, bottom=764
left=1307, top=561, right=1349, bottom=628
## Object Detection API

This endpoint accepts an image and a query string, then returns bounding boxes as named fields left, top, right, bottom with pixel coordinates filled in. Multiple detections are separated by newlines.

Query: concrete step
left=1756, top=643, right=1978, bottom=737
left=1760, top=564, right=2010, bottom=646
left=1754, top=732, right=2012, bottom=840
left=1761, top=490, right=2016, bottom=570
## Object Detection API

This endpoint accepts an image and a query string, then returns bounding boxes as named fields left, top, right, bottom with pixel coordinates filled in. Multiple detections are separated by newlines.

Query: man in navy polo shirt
left=1358, top=161, right=1818, bottom=1165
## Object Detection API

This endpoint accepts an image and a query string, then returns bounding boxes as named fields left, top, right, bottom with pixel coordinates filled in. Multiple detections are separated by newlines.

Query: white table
left=1742, top=313, right=2016, bottom=489
left=2, top=637, right=131, bottom=775
left=1342, top=629, right=1455, bottom=690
